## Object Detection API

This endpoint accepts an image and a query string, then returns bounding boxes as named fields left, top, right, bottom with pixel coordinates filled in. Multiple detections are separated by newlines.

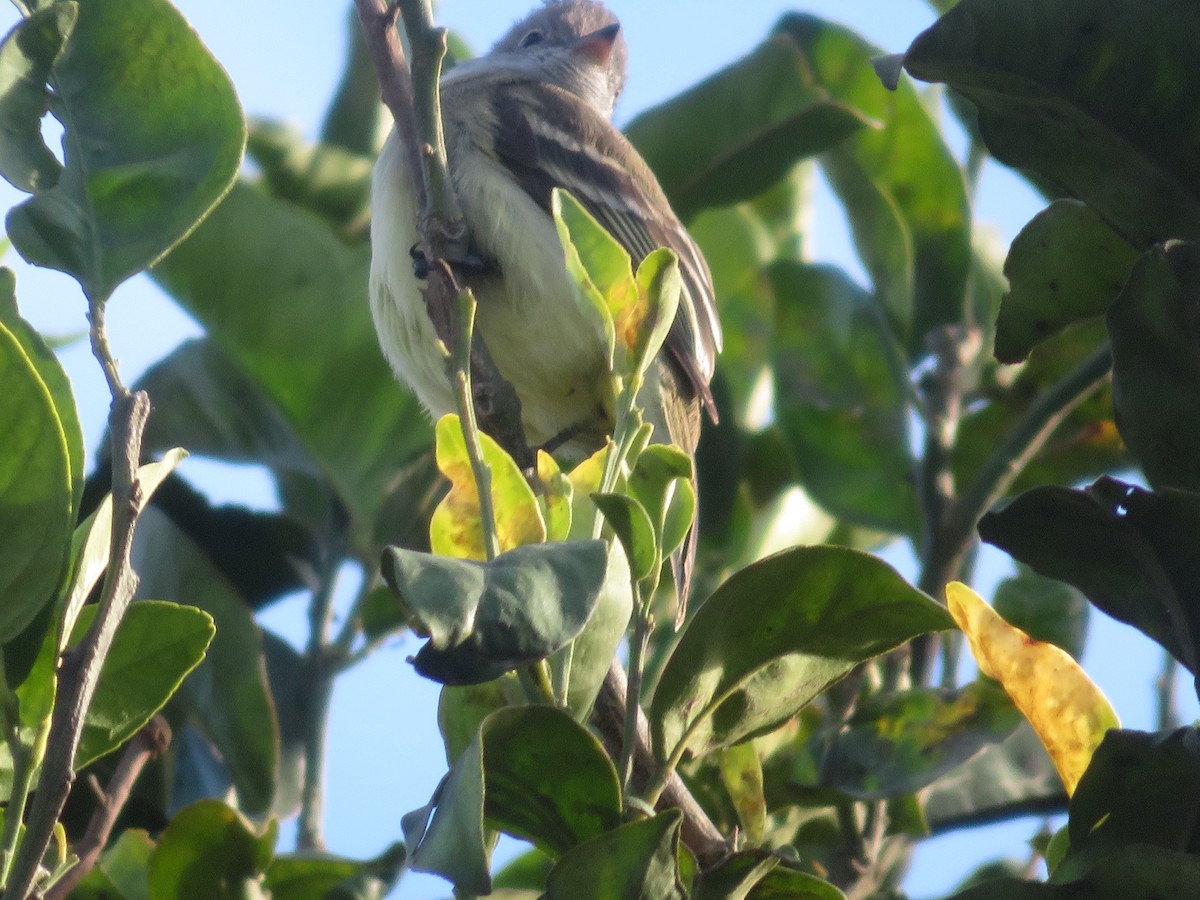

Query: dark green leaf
left=1068, top=727, right=1200, bottom=855
left=993, top=566, right=1089, bottom=660
left=1108, top=241, right=1200, bottom=491
left=382, top=540, right=612, bottom=685
left=0, top=2, right=76, bottom=192
left=748, top=864, right=845, bottom=899
left=480, top=706, right=622, bottom=854
left=978, top=477, right=1200, bottom=673
left=692, top=852, right=779, bottom=900
left=560, top=536, right=633, bottom=717
left=493, top=848, right=553, bottom=891
left=0, top=316, right=72, bottom=641
left=652, top=545, right=950, bottom=763
left=923, top=721, right=1066, bottom=834
left=995, top=200, right=1138, bottom=363
left=625, top=35, right=869, bottom=221
left=948, top=879, right=1061, bottom=899
left=771, top=262, right=917, bottom=534
left=779, top=14, right=970, bottom=347
left=264, top=843, right=405, bottom=900
left=823, top=681, right=1021, bottom=800
left=146, top=800, right=276, bottom=900
left=1049, top=844, right=1200, bottom=898
left=153, top=182, right=431, bottom=552
left=7, top=0, right=244, bottom=299
left=75, top=600, right=214, bottom=769
left=902, top=0, right=1200, bottom=248
left=132, top=507, right=279, bottom=814
left=545, top=810, right=686, bottom=900
left=261, top=631, right=306, bottom=820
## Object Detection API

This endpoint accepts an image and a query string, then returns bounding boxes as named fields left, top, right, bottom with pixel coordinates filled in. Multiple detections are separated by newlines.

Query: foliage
left=0, top=0, right=1195, bottom=897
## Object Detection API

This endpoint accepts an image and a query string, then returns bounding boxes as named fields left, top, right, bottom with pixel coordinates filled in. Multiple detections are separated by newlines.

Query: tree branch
left=44, top=716, right=172, bottom=900
left=5, top=292, right=152, bottom=899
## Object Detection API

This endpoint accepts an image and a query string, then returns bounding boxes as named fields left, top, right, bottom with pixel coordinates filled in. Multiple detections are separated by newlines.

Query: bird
left=369, top=0, right=721, bottom=603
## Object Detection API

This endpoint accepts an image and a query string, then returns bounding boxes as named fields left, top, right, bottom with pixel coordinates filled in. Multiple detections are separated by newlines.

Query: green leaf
left=94, top=828, right=154, bottom=900
left=264, top=843, right=405, bottom=900
left=631, top=248, right=682, bottom=380
left=246, top=118, right=373, bottom=231
left=318, top=8, right=385, bottom=155
left=1047, top=844, right=1200, bottom=897
left=692, top=852, right=779, bottom=900
left=995, top=200, right=1138, bottom=363
left=1108, top=242, right=1200, bottom=491
left=0, top=272, right=84, bottom=519
left=979, top=477, right=1200, bottom=673
left=545, top=810, right=686, bottom=900
left=261, top=631, right=307, bottom=820
left=0, top=2, right=77, bottom=192
left=652, top=545, right=951, bottom=763
left=993, top=566, right=1089, bottom=660
left=438, top=680, right=508, bottom=766
left=382, top=540, right=611, bottom=685
left=901, top=0, right=1200, bottom=248
left=628, top=443, right=694, bottom=560
left=1068, top=727, right=1200, bottom=855
left=562, top=538, right=633, bottom=717
left=592, top=492, right=658, bottom=581
left=132, top=507, right=279, bottom=814
left=770, top=262, right=917, bottom=534
left=153, top=182, right=432, bottom=553
left=625, top=35, right=869, bottom=221
left=7, top=0, right=245, bottom=299
left=778, top=14, right=971, bottom=349
left=718, top=743, right=766, bottom=847
left=74, top=600, right=215, bottom=769
left=146, top=800, right=276, bottom=900
left=822, top=681, right=1021, bottom=800
left=923, top=721, right=1065, bottom=833
left=0, top=316, right=72, bottom=641
left=748, top=865, right=846, bottom=899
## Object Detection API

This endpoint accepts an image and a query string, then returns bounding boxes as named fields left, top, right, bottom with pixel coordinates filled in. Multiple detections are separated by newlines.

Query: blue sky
left=0, top=2, right=1191, bottom=898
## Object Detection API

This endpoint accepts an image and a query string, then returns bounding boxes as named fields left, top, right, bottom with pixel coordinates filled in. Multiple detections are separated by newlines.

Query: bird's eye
left=518, top=29, right=544, bottom=48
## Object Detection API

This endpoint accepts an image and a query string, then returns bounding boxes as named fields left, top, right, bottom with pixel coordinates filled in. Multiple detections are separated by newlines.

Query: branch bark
left=44, top=717, right=172, bottom=900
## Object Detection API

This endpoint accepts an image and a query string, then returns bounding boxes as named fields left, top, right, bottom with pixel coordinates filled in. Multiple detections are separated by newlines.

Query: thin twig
left=5, top=291, right=152, bottom=899
left=44, top=717, right=172, bottom=900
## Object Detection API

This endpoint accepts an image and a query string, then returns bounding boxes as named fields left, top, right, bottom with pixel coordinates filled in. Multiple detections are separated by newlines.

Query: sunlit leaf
left=653, top=546, right=950, bottom=763
left=946, top=582, right=1119, bottom=795
left=146, top=800, right=276, bottom=900
left=430, top=414, right=545, bottom=559
left=719, top=743, right=766, bottom=847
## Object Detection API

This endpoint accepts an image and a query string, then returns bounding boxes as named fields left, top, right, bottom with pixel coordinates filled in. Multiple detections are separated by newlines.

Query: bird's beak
left=573, top=22, right=621, bottom=66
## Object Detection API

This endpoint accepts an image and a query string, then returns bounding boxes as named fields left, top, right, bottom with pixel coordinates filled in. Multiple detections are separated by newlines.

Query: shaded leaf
left=545, top=810, right=685, bottom=900
left=718, top=743, right=766, bottom=847
left=153, top=182, right=431, bottom=552
left=779, top=14, right=970, bottom=347
left=561, top=538, right=633, bottom=717
left=923, top=721, right=1066, bottom=833
left=902, top=0, right=1200, bottom=248
left=264, top=843, right=405, bottom=900
left=626, top=35, right=869, bottom=221
left=652, top=545, right=950, bottom=763
left=995, top=200, right=1138, bottom=363
left=749, top=865, right=845, bottom=899
left=771, top=262, right=917, bottom=534
left=146, top=800, right=276, bottom=900
left=382, top=540, right=611, bottom=685
left=993, top=566, right=1089, bottom=660
left=979, top=477, right=1200, bottom=673
left=0, top=3, right=77, bottom=192
left=1068, top=727, right=1200, bottom=855
left=133, top=507, right=279, bottom=815
left=946, top=582, right=1118, bottom=795
left=1108, top=241, right=1200, bottom=491
left=8, top=0, right=244, bottom=299
left=823, top=680, right=1021, bottom=800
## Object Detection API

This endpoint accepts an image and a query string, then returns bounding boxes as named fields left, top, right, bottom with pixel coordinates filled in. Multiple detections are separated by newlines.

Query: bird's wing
left=489, top=80, right=721, bottom=420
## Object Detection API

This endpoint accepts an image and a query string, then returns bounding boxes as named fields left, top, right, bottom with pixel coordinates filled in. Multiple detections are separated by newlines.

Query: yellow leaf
left=535, top=450, right=573, bottom=542
left=429, top=415, right=545, bottom=559
left=565, top=445, right=609, bottom=542
left=946, top=581, right=1119, bottom=795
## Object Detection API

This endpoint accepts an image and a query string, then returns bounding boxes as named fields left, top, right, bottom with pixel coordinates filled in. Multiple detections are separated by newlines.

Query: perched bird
left=369, top=0, right=721, bottom=598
